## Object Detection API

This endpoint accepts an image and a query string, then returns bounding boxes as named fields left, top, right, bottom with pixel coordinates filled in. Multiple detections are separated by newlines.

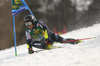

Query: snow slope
left=0, top=24, right=100, bottom=66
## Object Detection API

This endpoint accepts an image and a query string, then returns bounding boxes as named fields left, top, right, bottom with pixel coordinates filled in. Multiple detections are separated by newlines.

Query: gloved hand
left=41, top=38, right=47, bottom=45
left=41, top=38, right=48, bottom=49
left=28, top=48, right=34, bottom=54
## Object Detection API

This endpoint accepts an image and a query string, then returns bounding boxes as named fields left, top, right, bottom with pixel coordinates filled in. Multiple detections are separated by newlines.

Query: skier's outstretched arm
left=25, top=31, right=34, bottom=54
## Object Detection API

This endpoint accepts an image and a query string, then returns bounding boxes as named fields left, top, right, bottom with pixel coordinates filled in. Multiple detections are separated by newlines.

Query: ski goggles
left=25, top=22, right=32, bottom=26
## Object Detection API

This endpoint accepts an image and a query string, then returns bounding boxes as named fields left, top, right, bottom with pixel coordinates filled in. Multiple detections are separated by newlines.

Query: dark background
left=0, top=0, right=100, bottom=50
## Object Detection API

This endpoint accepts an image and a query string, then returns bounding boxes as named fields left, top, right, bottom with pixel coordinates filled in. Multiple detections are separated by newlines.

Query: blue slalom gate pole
left=21, top=0, right=36, bottom=21
left=13, top=16, right=17, bottom=56
left=28, top=7, right=36, bottom=21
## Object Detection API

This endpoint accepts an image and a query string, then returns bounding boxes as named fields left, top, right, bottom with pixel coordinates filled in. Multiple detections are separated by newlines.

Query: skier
left=24, top=15, right=81, bottom=54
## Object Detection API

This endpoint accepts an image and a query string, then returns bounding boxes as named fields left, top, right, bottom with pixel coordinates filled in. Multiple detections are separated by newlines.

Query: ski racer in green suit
left=24, top=15, right=81, bottom=54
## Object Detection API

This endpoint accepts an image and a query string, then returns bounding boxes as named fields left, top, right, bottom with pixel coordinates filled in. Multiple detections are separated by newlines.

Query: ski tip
left=76, top=40, right=84, bottom=44
left=93, top=37, right=96, bottom=39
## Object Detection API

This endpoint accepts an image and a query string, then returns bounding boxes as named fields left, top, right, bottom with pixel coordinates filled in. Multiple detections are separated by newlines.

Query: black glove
left=41, top=38, right=48, bottom=45
left=41, top=38, right=48, bottom=49
left=28, top=48, right=34, bottom=54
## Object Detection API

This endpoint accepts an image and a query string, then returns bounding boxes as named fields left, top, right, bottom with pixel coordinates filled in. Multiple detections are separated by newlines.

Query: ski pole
left=34, top=49, right=46, bottom=53
left=63, top=37, right=96, bottom=43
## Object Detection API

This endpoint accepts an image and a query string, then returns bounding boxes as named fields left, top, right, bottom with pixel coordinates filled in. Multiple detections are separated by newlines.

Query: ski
left=34, top=49, right=45, bottom=53
left=63, top=37, right=96, bottom=43
left=30, top=37, right=96, bottom=53
left=34, top=45, right=62, bottom=53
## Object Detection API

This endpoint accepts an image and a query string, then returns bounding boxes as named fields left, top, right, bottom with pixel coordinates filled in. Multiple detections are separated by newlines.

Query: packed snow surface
left=0, top=24, right=100, bottom=66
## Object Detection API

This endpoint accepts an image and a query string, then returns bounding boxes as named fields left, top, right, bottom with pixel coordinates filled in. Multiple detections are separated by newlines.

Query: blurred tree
left=75, top=0, right=100, bottom=30
left=54, top=0, right=76, bottom=31
left=39, top=0, right=75, bottom=31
